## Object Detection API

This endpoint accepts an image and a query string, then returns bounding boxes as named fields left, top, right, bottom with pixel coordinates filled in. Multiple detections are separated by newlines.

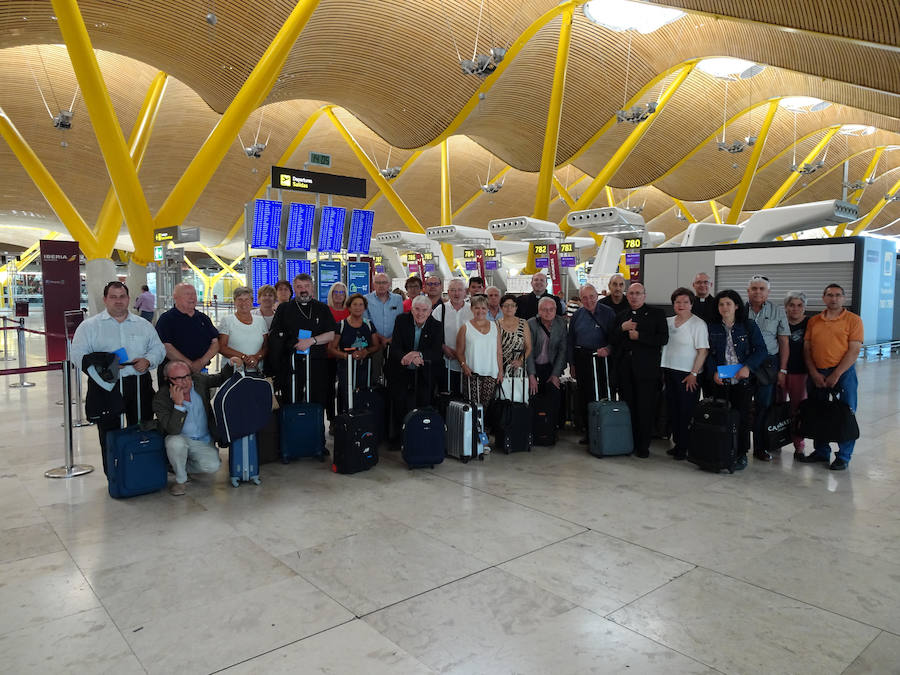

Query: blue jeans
left=806, top=365, right=858, bottom=462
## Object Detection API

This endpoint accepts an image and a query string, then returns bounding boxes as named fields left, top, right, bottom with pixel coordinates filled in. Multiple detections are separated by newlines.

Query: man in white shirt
left=432, top=278, right=473, bottom=392
left=365, top=272, right=404, bottom=383
left=70, top=281, right=166, bottom=475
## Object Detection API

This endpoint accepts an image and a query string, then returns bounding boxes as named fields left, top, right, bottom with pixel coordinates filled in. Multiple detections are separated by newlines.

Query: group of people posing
left=71, top=266, right=863, bottom=496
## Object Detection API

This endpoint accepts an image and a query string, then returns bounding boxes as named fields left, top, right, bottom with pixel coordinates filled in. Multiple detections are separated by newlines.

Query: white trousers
left=165, top=434, right=221, bottom=484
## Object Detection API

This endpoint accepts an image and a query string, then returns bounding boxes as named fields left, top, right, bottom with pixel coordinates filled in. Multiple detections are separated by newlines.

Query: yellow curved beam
left=605, top=186, right=615, bottom=206
left=835, top=147, right=887, bottom=236
left=671, top=198, right=697, bottom=223
left=438, top=140, right=455, bottom=266
left=155, top=0, right=322, bottom=232
left=452, top=166, right=512, bottom=219
left=553, top=175, right=576, bottom=208
left=363, top=150, right=423, bottom=209
left=217, top=106, right=329, bottom=247
left=726, top=98, right=780, bottom=223
left=762, top=126, right=841, bottom=209
left=710, top=200, right=723, bottom=224
left=0, top=109, right=98, bottom=257
left=534, top=1, right=575, bottom=220
left=784, top=146, right=887, bottom=205
left=94, top=71, right=169, bottom=261
left=851, top=174, right=900, bottom=236
left=51, top=0, right=155, bottom=256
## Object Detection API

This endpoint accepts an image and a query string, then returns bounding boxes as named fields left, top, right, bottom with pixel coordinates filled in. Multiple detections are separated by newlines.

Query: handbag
left=795, top=392, right=859, bottom=443
left=752, top=361, right=778, bottom=386
left=764, top=401, right=793, bottom=449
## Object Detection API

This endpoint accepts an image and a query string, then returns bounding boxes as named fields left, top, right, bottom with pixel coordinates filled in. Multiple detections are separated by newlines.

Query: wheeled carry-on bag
left=531, top=388, right=558, bottom=446
left=332, top=355, right=379, bottom=474
left=402, top=365, right=445, bottom=469
left=229, top=434, right=260, bottom=486
left=279, top=353, right=327, bottom=463
left=494, top=369, right=531, bottom=454
left=588, top=355, right=633, bottom=457
left=688, top=395, right=740, bottom=473
left=352, top=361, right=388, bottom=446
left=446, top=373, right=488, bottom=462
left=106, top=378, right=167, bottom=499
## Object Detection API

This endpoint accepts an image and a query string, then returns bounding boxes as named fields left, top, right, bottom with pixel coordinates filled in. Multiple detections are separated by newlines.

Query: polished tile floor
left=1, top=356, right=899, bottom=674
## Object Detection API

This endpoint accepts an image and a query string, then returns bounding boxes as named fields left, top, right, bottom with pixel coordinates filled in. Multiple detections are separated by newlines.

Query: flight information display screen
left=251, top=257, right=279, bottom=305
left=346, top=209, right=375, bottom=254
left=251, top=199, right=282, bottom=249
left=318, top=206, right=346, bottom=252
left=285, top=202, right=315, bottom=251
left=285, top=258, right=311, bottom=281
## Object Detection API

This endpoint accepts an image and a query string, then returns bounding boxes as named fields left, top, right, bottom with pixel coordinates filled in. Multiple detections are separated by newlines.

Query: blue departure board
left=285, top=258, right=311, bottom=282
left=251, top=199, right=282, bottom=249
left=285, top=203, right=315, bottom=251
left=318, top=206, right=346, bottom=252
left=250, top=257, right=279, bottom=305
left=347, top=209, right=375, bottom=254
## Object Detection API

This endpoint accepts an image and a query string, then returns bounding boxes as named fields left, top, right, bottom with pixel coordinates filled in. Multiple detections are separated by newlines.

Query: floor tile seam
left=598, top=563, right=698, bottom=622
left=0, top=516, right=69, bottom=566
left=839, top=631, right=886, bottom=675
left=689, top=564, right=891, bottom=637
left=0, top=605, right=107, bottom=641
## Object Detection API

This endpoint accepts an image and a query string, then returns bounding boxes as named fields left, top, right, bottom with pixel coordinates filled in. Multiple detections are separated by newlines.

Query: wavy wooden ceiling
left=0, top=0, right=899, bottom=246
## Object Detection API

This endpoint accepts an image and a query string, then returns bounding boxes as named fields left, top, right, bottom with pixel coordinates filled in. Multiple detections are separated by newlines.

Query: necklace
left=295, top=299, right=312, bottom=321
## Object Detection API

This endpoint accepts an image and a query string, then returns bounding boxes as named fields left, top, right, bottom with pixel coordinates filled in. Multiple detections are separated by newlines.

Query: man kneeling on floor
left=153, top=357, right=239, bottom=495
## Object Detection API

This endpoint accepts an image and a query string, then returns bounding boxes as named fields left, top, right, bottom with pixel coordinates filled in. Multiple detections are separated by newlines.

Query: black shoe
left=578, top=437, right=589, bottom=445
left=797, top=453, right=829, bottom=463
left=753, top=450, right=773, bottom=462
left=635, top=449, right=649, bottom=458
left=733, top=455, right=748, bottom=471
left=829, top=458, right=848, bottom=471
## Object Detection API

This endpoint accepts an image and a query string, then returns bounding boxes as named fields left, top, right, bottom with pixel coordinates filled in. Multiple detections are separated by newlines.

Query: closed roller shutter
left=714, top=262, right=854, bottom=313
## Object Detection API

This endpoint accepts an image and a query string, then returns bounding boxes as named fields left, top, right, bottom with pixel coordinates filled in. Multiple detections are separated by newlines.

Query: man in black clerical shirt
left=599, top=273, right=628, bottom=316
left=266, top=273, right=337, bottom=407
left=515, top=272, right=565, bottom=320
left=690, top=272, right=717, bottom=323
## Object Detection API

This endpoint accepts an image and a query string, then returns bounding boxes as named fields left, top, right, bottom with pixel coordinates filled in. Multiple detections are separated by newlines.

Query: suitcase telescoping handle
left=345, top=349, right=357, bottom=410
left=290, top=352, right=313, bottom=404
left=592, top=353, right=612, bottom=402
left=119, top=372, right=146, bottom=428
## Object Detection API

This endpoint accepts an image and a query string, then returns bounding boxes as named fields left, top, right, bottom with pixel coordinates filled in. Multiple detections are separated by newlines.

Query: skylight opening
left=779, top=97, right=831, bottom=113
left=583, top=0, right=685, bottom=34
left=697, top=57, right=764, bottom=80
left=839, top=124, right=876, bottom=136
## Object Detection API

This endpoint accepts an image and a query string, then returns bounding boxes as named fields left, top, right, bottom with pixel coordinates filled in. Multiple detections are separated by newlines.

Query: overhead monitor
left=318, top=206, right=346, bottom=253
left=285, top=202, right=316, bottom=251
left=285, top=258, right=311, bottom=282
left=347, top=209, right=375, bottom=254
left=250, top=257, right=279, bottom=305
left=251, top=199, right=282, bottom=249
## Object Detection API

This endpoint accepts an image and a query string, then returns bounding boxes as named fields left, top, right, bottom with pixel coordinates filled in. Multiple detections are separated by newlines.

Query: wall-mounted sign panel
left=308, top=151, right=331, bottom=167
left=623, top=237, right=643, bottom=249
left=251, top=199, right=282, bottom=249
left=318, top=260, right=343, bottom=303
left=285, top=202, right=316, bottom=251
left=347, top=209, right=374, bottom=254
left=318, top=206, right=346, bottom=253
left=272, top=166, right=366, bottom=198
left=285, top=258, right=311, bottom=282
left=250, top=257, right=279, bottom=305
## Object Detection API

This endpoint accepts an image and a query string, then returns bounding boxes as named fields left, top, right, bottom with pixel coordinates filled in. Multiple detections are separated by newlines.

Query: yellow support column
left=155, top=0, right=323, bottom=232
left=51, top=0, right=155, bottom=249
left=452, top=166, right=511, bottom=219
left=762, top=126, right=841, bottom=210
left=552, top=175, right=575, bottom=208
left=563, top=63, right=696, bottom=218
left=836, top=148, right=885, bottom=236
left=438, top=140, right=455, bottom=267
left=671, top=198, right=696, bottom=223
left=199, top=244, right=245, bottom=282
left=709, top=201, right=722, bottom=224
left=364, top=150, right=423, bottom=209
left=0, top=109, right=98, bottom=256
left=605, top=186, right=615, bottom=207
left=727, top=99, right=780, bottom=223
left=533, top=1, right=574, bottom=220
left=851, top=176, right=900, bottom=236
left=94, top=72, right=169, bottom=260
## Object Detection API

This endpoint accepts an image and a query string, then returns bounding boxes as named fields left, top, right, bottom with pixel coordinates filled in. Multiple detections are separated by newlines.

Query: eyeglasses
left=425, top=280, right=442, bottom=286
left=333, top=290, right=346, bottom=294
left=168, top=374, right=191, bottom=382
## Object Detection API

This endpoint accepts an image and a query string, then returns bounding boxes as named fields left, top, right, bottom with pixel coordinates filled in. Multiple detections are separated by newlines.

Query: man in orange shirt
left=798, top=284, right=863, bottom=470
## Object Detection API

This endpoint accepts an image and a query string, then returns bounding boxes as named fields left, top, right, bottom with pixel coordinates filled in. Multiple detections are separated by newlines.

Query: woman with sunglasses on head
left=705, top=289, right=767, bottom=470
left=321, top=282, right=350, bottom=432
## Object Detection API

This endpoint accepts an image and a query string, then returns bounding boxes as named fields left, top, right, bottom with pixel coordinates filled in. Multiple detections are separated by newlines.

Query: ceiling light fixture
left=584, top=0, right=684, bottom=34
left=379, top=167, right=401, bottom=179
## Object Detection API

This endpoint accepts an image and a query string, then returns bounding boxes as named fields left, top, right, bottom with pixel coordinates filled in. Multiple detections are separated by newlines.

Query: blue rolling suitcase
left=332, top=357, right=379, bottom=474
left=106, top=380, right=167, bottom=499
left=280, top=353, right=327, bottom=463
left=229, top=434, right=261, bottom=487
left=402, top=367, right=445, bottom=469
left=588, top=356, right=633, bottom=458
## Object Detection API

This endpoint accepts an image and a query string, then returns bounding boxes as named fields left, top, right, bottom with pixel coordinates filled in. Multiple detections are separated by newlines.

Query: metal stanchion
left=9, top=318, right=34, bottom=388
left=1, top=318, right=16, bottom=362
left=45, top=359, right=94, bottom=479
left=60, top=337, right=92, bottom=427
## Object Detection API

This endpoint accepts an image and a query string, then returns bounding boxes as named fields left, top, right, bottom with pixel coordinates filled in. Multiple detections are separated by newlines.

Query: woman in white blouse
left=456, top=294, right=503, bottom=405
left=660, top=287, right=709, bottom=460
left=218, top=286, right=268, bottom=372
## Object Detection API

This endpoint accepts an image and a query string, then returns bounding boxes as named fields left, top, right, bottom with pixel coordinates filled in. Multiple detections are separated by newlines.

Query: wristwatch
left=779, top=369, right=787, bottom=374
left=690, top=371, right=698, bottom=376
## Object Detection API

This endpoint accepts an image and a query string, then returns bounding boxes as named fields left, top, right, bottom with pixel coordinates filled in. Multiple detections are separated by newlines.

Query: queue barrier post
left=8, top=318, right=34, bottom=388
left=45, top=359, right=94, bottom=479
left=1, top=317, right=15, bottom=362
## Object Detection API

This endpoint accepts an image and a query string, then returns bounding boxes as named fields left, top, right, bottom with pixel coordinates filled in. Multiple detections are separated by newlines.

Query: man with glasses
left=424, top=274, right=444, bottom=310
left=153, top=357, right=241, bottom=495
left=690, top=272, right=717, bottom=323
left=71, top=281, right=166, bottom=476
left=432, top=278, right=473, bottom=392
left=746, top=274, right=790, bottom=461
left=798, top=284, right=863, bottom=470
left=365, top=272, right=404, bottom=382
left=516, top=272, right=566, bottom=320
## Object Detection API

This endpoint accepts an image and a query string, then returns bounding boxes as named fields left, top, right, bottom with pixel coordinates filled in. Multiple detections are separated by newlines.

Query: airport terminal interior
left=1, top=0, right=900, bottom=673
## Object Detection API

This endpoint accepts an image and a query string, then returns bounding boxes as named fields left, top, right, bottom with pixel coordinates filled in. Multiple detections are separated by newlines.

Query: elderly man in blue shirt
left=567, top=284, right=616, bottom=444
left=365, top=272, right=404, bottom=383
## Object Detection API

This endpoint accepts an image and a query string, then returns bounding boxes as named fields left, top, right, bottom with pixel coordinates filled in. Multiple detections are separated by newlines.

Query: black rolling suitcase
left=493, top=369, right=531, bottom=453
left=531, top=389, right=558, bottom=446
left=332, top=355, right=379, bottom=474
left=402, top=366, right=445, bottom=469
left=688, top=396, right=740, bottom=473
left=353, top=361, right=389, bottom=446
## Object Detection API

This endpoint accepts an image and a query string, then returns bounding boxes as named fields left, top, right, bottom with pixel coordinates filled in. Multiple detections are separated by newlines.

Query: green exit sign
left=309, top=151, right=331, bottom=167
